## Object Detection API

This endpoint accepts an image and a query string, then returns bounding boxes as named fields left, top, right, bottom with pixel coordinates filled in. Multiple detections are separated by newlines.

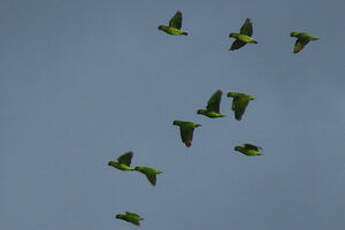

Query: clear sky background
left=1, top=0, right=345, bottom=229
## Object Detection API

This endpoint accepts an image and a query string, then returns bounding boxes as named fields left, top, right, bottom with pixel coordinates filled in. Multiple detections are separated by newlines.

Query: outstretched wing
left=169, top=11, right=182, bottom=29
left=293, top=38, right=309, bottom=53
left=180, top=126, right=195, bottom=147
left=244, top=144, right=262, bottom=151
left=229, top=40, right=246, bottom=50
left=232, top=96, right=249, bottom=120
left=240, top=18, right=253, bottom=36
left=206, top=90, right=222, bottom=113
left=145, top=174, right=157, bottom=186
left=117, top=152, right=133, bottom=166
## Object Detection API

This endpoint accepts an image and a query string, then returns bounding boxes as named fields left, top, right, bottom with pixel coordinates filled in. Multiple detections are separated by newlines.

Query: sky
left=1, top=0, right=345, bottom=229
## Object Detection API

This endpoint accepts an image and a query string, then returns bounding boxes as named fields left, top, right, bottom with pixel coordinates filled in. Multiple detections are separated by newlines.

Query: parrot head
left=234, top=146, right=242, bottom=151
left=173, top=120, right=180, bottom=126
left=197, top=109, right=206, bottom=115
left=290, top=32, right=299, bottom=37
left=229, top=33, right=236, bottom=38
left=227, top=92, right=237, bottom=98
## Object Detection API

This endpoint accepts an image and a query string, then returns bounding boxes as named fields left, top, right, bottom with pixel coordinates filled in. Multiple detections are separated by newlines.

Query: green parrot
left=229, top=18, right=258, bottom=51
left=135, top=166, right=163, bottom=186
left=108, top=151, right=135, bottom=171
left=173, top=120, right=201, bottom=147
left=290, top=32, right=319, bottom=53
left=116, top=211, right=144, bottom=226
left=197, top=90, right=227, bottom=118
left=227, top=92, right=255, bottom=121
left=158, top=11, right=188, bottom=36
left=234, top=144, right=263, bottom=156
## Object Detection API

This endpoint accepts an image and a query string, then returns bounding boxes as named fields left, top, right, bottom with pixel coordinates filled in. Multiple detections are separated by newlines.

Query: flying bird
left=290, top=32, right=319, bottom=53
left=234, top=144, right=263, bottom=156
left=227, top=92, right=255, bottom=120
left=158, top=11, right=188, bottom=36
left=173, top=120, right=201, bottom=147
left=135, top=166, right=163, bottom=186
left=108, top=151, right=135, bottom=171
left=197, top=90, right=227, bottom=118
left=116, top=212, right=144, bottom=226
left=229, top=18, right=258, bottom=51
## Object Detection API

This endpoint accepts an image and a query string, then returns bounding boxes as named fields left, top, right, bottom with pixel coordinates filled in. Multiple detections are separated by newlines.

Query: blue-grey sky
left=1, top=0, right=345, bottom=229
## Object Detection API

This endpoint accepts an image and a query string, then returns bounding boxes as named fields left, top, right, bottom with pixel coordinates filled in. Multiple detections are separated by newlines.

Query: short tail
left=252, top=40, right=258, bottom=44
left=182, top=32, right=188, bottom=36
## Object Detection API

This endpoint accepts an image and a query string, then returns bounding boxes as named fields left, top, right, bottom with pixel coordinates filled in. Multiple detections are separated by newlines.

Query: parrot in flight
left=234, top=144, right=263, bottom=156
left=227, top=92, right=255, bottom=121
left=197, top=90, right=227, bottom=118
left=229, top=18, right=258, bottom=51
left=108, top=152, right=135, bottom=171
left=173, top=120, right=201, bottom=147
left=116, top=211, right=144, bottom=226
left=135, top=166, right=163, bottom=186
left=290, top=32, right=318, bottom=53
left=158, top=11, right=188, bottom=35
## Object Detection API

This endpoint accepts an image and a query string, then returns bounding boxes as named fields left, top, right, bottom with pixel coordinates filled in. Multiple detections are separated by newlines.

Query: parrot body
left=116, top=212, right=144, bottom=226
left=229, top=18, right=258, bottom=50
left=135, top=166, right=163, bottom=186
left=234, top=144, right=263, bottom=156
left=108, top=152, right=135, bottom=171
left=227, top=92, right=255, bottom=121
left=158, top=11, right=188, bottom=36
left=197, top=90, right=227, bottom=118
left=173, top=120, right=201, bottom=147
left=290, top=32, right=318, bottom=53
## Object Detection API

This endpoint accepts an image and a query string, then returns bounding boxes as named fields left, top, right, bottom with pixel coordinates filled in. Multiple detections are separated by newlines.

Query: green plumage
left=135, top=166, right=163, bottom=186
left=227, top=92, right=255, bottom=121
left=234, top=144, right=263, bottom=156
left=197, top=90, right=227, bottom=118
left=108, top=152, right=135, bottom=171
left=229, top=18, right=258, bottom=50
left=158, top=11, right=188, bottom=36
left=290, top=32, right=319, bottom=53
left=116, top=211, right=144, bottom=226
left=173, top=120, right=201, bottom=147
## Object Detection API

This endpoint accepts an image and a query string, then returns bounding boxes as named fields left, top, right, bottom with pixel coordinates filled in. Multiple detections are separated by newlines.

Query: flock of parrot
left=110, top=10, right=319, bottom=226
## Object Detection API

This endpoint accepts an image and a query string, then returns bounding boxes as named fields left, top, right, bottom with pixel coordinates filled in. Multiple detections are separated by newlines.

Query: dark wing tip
left=235, top=113, right=242, bottom=120
left=148, top=175, right=157, bottom=186
left=176, top=11, right=182, bottom=15
left=185, top=141, right=191, bottom=147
